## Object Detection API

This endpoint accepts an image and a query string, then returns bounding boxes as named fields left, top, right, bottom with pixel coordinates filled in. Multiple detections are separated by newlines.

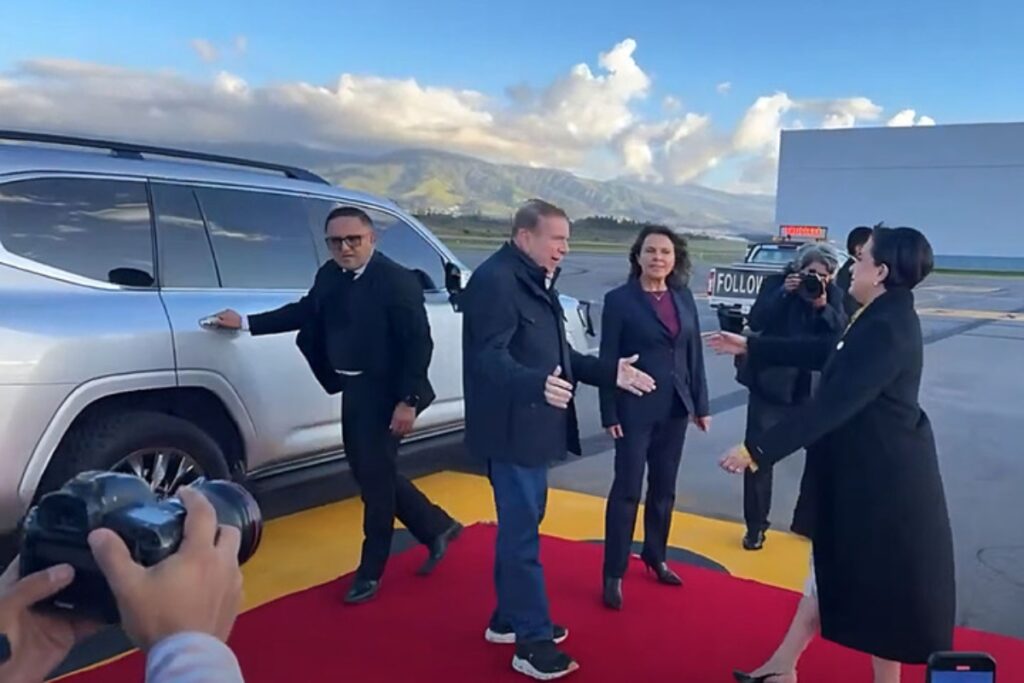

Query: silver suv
left=0, top=131, right=596, bottom=533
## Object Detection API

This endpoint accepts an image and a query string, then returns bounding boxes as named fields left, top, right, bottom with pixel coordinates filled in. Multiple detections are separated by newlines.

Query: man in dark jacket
left=737, top=242, right=847, bottom=551
left=209, top=206, right=461, bottom=605
left=460, top=199, right=655, bottom=680
left=834, top=225, right=873, bottom=317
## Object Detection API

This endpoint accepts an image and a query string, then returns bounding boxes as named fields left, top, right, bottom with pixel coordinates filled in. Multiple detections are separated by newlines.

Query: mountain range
left=317, top=149, right=775, bottom=237
left=195, top=143, right=776, bottom=237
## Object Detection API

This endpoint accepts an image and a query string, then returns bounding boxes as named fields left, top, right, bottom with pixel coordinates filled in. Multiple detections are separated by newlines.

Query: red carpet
left=64, top=523, right=1023, bottom=682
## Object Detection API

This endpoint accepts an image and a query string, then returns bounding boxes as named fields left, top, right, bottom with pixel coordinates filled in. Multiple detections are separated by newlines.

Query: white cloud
left=0, top=41, right=935, bottom=195
left=234, top=35, right=248, bottom=55
left=716, top=81, right=732, bottom=95
left=190, top=39, right=219, bottom=64
left=887, top=108, right=936, bottom=127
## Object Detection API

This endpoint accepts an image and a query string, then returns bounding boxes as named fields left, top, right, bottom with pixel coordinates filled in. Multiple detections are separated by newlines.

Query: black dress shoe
left=417, top=520, right=463, bottom=575
left=343, top=578, right=380, bottom=604
left=743, top=530, right=766, bottom=551
left=603, top=577, right=623, bottom=610
left=643, top=559, right=683, bottom=586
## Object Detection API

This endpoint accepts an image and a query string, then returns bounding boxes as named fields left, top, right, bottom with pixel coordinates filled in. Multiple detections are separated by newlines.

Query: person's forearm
left=146, top=632, right=244, bottom=683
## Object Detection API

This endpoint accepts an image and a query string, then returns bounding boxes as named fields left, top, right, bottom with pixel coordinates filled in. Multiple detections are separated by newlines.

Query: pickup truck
left=706, top=225, right=839, bottom=332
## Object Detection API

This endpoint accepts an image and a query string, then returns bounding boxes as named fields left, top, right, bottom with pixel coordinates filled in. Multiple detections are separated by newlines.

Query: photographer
left=0, top=488, right=244, bottom=683
left=736, top=242, right=847, bottom=551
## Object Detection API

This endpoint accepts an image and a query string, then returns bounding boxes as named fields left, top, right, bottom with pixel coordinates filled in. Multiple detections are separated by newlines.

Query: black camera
left=798, top=272, right=825, bottom=300
left=19, top=471, right=263, bottom=623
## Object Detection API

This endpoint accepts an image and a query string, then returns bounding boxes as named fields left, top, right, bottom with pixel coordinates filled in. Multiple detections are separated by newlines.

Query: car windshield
left=748, top=245, right=796, bottom=264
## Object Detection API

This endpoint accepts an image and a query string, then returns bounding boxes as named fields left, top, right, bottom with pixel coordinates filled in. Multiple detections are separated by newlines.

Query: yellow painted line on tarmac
left=917, top=307, right=1024, bottom=322
left=57, top=471, right=810, bottom=679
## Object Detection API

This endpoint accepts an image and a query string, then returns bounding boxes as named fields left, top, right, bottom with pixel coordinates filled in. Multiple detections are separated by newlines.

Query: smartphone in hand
left=927, top=652, right=996, bottom=682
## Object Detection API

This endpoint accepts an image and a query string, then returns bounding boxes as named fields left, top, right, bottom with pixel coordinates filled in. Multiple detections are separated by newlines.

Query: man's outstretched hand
left=616, top=354, right=656, bottom=396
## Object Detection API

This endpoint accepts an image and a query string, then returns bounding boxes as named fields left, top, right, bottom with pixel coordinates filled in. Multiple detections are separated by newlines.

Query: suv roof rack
left=0, top=130, right=330, bottom=185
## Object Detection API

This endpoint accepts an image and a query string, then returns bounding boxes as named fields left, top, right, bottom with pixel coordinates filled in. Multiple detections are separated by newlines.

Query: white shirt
left=146, top=632, right=244, bottom=683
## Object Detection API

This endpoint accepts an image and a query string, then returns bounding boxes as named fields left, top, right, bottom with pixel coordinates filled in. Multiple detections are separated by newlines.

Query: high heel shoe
left=642, top=558, right=683, bottom=586
left=732, top=670, right=796, bottom=683
left=603, top=576, right=623, bottom=610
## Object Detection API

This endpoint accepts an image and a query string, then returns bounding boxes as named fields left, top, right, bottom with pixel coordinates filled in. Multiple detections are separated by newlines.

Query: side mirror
left=444, top=262, right=467, bottom=311
left=444, top=261, right=464, bottom=293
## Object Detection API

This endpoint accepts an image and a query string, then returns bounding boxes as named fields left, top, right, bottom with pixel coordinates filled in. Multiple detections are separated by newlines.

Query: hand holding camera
left=87, top=487, right=245, bottom=651
left=786, top=269, right=828, bottom=309
left=16, top=471, right=261, bottom=652
left=0, top=561, right=101, bottom=683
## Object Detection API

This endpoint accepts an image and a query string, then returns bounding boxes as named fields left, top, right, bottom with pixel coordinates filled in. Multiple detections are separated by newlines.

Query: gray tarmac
left=456, top=247, right=1024, bottom=638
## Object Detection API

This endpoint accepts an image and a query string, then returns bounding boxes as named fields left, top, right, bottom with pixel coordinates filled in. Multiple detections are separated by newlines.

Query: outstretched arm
left=747, top=319, right=902, bottom=466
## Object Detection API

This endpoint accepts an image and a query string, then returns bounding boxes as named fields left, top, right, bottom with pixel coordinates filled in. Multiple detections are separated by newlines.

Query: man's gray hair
left=792, top=242, right=842, bottom=274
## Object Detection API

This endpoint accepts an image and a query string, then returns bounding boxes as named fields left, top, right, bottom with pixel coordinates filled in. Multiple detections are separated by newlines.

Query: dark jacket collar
left=866, top=286, right=914, bottom=314
left=500, top=241, right=561, bottom=290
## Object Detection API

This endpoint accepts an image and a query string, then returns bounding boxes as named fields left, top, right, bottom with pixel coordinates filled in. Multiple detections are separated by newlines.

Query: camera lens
left=186, top=480, right=263, bottom=564
left=800, top=274, right=824, bottom=299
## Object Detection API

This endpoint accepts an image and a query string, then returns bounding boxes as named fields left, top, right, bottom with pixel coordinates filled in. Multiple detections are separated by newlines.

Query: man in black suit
left=460, top=199, right=656, bottom=680
left=209, top=206, right=461, bottom=604
left=834, top=225, right=873, bottom=317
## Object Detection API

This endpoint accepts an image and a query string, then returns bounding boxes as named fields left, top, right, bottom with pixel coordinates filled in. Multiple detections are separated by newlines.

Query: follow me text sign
left=713, top=268, right=766, bottom=299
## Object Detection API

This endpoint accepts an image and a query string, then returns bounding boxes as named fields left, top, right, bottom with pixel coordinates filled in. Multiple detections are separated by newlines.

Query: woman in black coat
left=711, top=226, right=955, bottom=683
left=599, top=225, right=711, bottom=610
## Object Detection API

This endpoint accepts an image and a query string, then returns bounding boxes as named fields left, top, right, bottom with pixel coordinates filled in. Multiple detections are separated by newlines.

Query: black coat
left=248, top=251, right=435, bottom=411
left=461, top=243, right=616, bottom=467
left=737, top=272, right=847, bottom=406
left=598, top=278, right=709, bottom=428
left=745, top=287, right=955, bottom=664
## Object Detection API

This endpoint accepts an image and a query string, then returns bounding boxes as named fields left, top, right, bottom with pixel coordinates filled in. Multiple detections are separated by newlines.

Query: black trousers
left=603, top=397, right=688, bottom=579
left=742, top=391, right=797, bottom=535
left=342, top=375, right=452, bottom=580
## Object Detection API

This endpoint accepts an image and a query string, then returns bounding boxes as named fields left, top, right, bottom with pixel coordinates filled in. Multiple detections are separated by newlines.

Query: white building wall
left=775, top=123, right=1024, bottom=259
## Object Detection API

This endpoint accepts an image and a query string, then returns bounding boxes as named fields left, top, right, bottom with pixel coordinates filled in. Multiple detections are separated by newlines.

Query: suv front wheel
left=37, top=411, right=232, bottom=499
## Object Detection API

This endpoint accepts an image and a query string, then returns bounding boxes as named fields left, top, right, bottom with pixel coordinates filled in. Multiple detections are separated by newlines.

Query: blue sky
left=1, top=0, right=1021, bottom=192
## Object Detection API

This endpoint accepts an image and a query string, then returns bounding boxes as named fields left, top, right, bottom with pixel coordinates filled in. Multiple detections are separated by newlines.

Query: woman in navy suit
left=599, top=225, right=711, bottom=610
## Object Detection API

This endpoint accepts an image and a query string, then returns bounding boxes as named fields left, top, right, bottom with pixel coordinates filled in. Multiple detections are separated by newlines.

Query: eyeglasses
left=325, top=235, right=365, bottom=250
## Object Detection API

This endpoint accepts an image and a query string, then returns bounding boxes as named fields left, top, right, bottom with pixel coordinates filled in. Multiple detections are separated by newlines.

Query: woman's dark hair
left=628, top=224, right=692, bottom=286
left=870, top=223, right=934, bottom=290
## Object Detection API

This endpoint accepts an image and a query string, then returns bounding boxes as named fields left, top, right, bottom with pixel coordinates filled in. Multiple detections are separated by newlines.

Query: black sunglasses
left=325, top=235, right=365, bottom=249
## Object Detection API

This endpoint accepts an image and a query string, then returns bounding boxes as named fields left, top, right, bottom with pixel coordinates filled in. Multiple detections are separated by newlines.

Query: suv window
left=195, top=188, right=319, bottom=290
left=152, top=184, right=219, bottom=288
left=368, top=211, right=446, bottom=291
left=0, top=177, right=154, bottom=286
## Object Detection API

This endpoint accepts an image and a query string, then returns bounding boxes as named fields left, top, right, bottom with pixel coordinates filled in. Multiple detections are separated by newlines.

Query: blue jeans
left=488, top=460, right=553, bottom=644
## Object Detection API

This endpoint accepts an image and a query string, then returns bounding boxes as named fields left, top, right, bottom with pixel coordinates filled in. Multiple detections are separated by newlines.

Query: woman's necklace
left=643, top=279, right=668, bottom=300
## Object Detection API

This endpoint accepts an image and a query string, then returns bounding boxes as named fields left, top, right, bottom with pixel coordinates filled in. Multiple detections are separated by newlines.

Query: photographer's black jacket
left=248, top=252, right=435, bottom=411
left=737, top=271, right=847, bottom=405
